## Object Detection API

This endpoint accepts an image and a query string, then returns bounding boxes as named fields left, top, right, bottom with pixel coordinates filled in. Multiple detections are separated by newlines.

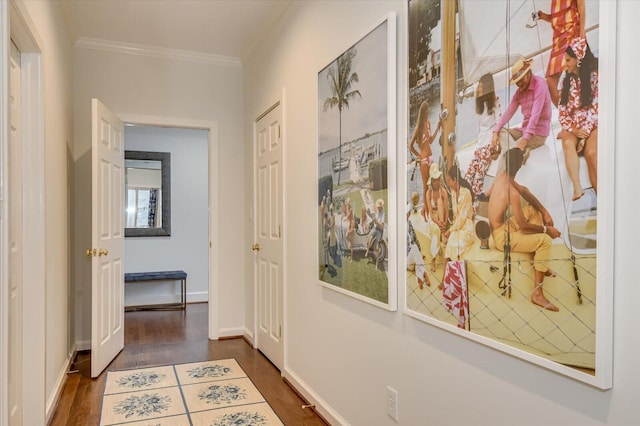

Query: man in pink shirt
left=491, top=57, right=552, bottom=166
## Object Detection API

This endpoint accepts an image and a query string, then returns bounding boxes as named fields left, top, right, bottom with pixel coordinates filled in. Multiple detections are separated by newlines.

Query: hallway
left=50, top=304, right=326, bottom=425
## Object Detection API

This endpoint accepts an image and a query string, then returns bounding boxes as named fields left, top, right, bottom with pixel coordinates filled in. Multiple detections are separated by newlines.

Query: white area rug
left=100, top=359, right=283, bottom=425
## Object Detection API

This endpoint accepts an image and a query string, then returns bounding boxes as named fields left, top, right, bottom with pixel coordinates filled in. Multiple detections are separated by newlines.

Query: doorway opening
left=118, top=115, right=221, bottom=341
left=123, top=124, right=209, bottom=309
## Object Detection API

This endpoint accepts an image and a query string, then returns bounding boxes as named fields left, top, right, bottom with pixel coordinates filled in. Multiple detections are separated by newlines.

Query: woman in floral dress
left=558, top=36, right=598, bottom=199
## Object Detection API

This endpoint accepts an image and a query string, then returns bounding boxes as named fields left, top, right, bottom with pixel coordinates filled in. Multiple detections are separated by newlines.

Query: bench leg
left=181, top=278, right=186, bottom=309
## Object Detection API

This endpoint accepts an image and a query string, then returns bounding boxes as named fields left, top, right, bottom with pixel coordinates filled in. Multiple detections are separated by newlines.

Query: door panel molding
left=254, top=100, right=284, bottom=371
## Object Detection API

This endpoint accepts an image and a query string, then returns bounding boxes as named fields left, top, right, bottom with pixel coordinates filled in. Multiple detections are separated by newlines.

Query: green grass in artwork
left=318, top=188, right=388, bottom=304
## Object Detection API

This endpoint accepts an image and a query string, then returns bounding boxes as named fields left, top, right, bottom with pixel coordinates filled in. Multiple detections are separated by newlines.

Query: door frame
left=1, top=1, right=46, bottom=424
left=252, top=94, right=287, bottom=369
left=119, top=114, right=221, bottom=339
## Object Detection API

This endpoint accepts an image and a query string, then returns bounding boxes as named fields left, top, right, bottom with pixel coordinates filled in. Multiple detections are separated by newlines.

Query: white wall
left=73, top=44, right=246, bottom=346
left=244, top=1, right=640, bottom=424
left=124, top=125, right=209, bottom=306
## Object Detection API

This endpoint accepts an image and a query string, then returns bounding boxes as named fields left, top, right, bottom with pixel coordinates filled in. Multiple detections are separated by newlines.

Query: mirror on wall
left=125, top=150, right=171, bottom=237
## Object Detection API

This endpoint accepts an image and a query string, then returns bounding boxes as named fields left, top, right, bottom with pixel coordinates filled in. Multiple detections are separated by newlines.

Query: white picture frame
left=317, top=12, right=397, bottom=311
left=403, top=0, right=613, bottom=389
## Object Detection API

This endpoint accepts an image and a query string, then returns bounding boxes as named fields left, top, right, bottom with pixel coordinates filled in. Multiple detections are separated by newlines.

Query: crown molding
left=75, top=37, right=242, bottom=68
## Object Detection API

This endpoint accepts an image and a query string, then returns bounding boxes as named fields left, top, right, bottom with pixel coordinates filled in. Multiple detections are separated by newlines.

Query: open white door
left=90, top=99, right=125, bottom=378
left=254, top=103, right=284, bottom=370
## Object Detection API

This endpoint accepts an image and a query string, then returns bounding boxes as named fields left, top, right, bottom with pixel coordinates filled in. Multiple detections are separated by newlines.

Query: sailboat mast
left=441, top=0, right=457, bottom=172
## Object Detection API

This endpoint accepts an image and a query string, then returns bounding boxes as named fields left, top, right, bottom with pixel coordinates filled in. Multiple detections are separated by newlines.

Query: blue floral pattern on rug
left=198, top=384, right=247, bottom=405
left=116, top=371, right=166, bottom=389
left=187, top=364, right=232, bottom=379
left=113, top=393, right=171, bottom=419
left=211, top=411, right=268, bottom=426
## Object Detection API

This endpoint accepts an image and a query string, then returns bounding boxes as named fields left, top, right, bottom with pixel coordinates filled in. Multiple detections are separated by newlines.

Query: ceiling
left=60, top=0, right=292, bottom=61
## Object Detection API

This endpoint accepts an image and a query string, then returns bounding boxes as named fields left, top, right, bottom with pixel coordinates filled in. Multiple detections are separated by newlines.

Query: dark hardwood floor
left=50, top=303, right=326, bottom=425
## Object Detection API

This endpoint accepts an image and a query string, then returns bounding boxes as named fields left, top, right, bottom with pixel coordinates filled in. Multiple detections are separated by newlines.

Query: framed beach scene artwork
left=318, top=13, right=397, bottom=310
left=403, top=0, right=613, bottom=388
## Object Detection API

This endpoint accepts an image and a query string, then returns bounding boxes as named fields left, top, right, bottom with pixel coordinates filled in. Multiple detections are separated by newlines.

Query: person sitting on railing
left=491, top=57, right=552, bottom=167
left=557, top=36, right=599, bottom=200
left=488, top=148, right=562, bottom=312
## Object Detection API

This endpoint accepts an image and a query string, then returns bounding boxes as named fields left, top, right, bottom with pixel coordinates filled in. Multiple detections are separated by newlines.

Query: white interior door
left=254, top=103, right=284, bottom=370
left=91, top=98, right=125, bottom=378
left=8, top=40, right=23, bottom=426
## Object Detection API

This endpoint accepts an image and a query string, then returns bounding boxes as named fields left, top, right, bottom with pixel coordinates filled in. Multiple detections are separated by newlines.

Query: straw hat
left=509, top=57, right=533, bottom=85
left=427, top=163, right=442, bottom=185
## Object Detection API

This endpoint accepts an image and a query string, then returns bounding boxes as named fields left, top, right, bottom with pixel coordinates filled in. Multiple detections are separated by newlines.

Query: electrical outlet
left=387, top=386, right=398, bottom=421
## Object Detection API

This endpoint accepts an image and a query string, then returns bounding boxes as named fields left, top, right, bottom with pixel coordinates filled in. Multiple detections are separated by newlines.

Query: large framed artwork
left=318, top=13, right=397, bottom=310
left=404, top=0, right=614, bottom=388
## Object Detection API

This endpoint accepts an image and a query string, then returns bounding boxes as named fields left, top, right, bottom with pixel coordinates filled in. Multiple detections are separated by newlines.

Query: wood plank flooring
left=49, top=303, right=326, bottom=425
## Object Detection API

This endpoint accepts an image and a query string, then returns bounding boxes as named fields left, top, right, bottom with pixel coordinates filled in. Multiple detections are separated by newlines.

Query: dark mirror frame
left=125, top=150, right=171, bottom=237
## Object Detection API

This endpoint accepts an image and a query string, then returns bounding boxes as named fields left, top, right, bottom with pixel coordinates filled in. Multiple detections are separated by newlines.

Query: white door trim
left=18, top=49, right=45, bottom=426
left=0, top=4, right=10, bottom=423
left=118, top=114, right=220, bottom=339
left=1, top=1, right=46, bottom=424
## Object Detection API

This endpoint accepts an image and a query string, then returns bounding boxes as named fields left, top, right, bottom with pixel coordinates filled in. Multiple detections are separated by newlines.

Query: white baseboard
left=217, top=327, right=245, bottom=339
left=125, top=291, right=209, bottom=307
left=243, top=328, right=255, bottom=347
left=46, top=344, right=76, bottom=424
left=76, top=339, right=90, bottom=351
left=283, top=367, right=348, bottom=426
left=187, top=291, right=208, bottom=303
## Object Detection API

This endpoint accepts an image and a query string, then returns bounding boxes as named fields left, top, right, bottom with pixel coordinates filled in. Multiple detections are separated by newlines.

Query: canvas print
left=406, top=0, right=611, bottom=386
left=318, top=18, right=394, bottom=308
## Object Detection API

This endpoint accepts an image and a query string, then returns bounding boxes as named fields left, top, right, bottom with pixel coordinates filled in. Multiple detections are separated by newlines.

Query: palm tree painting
left=323, top=48, right=362, bottom=186
left=317, top=17, right=395, bottom=309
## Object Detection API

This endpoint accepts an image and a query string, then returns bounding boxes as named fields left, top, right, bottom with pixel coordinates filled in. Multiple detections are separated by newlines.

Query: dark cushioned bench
left=124, top=270, right=187, bottom=311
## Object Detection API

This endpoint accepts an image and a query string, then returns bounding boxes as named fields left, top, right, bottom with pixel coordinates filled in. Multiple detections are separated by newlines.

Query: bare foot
left=418, top=274, right=431, bottom=289
left=531, top=286, right=559, bottom=312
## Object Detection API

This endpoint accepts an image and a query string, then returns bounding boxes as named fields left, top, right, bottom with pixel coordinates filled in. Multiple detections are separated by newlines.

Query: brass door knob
left=86, top=248, right=109, bottom=257
left=252, top=244, right=260, bottom=252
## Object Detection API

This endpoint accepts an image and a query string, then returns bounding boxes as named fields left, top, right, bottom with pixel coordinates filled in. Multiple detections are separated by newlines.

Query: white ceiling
left=60, top=0, right=292, bottom=61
